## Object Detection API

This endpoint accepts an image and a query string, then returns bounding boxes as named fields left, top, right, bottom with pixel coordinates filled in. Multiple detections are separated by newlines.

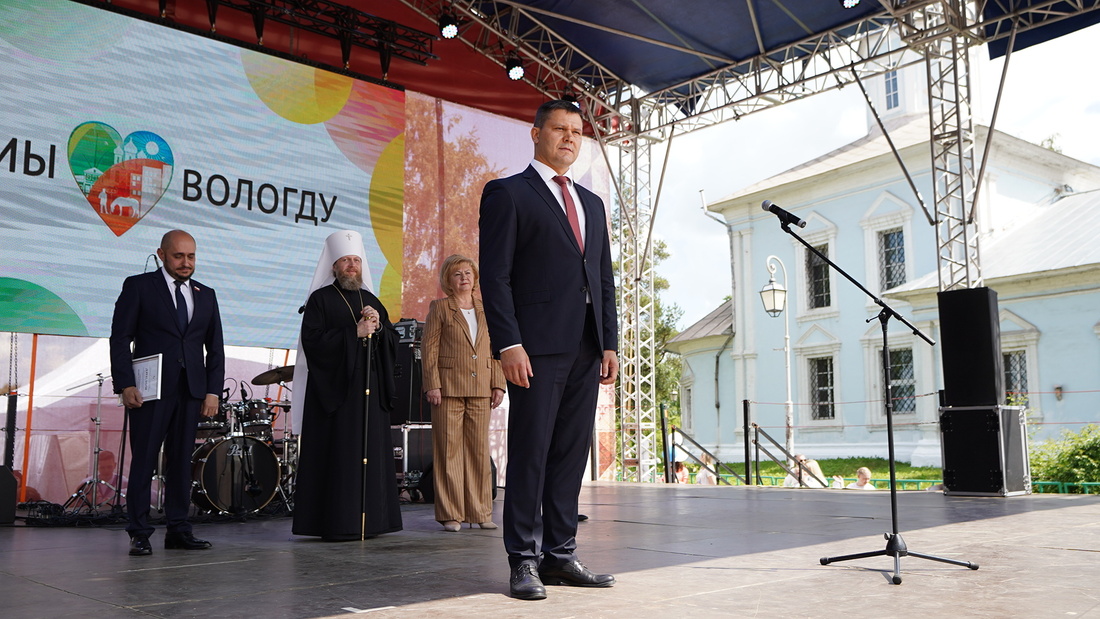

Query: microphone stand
left=765, top=216, right=978, bottom=584
left=360, top=330, right=373, bottom=541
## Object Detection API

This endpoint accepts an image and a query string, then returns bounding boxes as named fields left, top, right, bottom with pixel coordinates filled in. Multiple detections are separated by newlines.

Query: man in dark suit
left=110, top=229, right=225, bottom=556
left=479, top=100, right=619, bottom=600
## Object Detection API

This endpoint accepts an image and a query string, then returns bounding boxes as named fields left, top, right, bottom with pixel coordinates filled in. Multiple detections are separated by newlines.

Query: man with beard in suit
left=110, top=229, right=224, bottom=556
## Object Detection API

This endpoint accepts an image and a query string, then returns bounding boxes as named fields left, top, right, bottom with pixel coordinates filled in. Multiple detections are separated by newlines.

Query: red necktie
left=552, top=175, right=584, bottom=253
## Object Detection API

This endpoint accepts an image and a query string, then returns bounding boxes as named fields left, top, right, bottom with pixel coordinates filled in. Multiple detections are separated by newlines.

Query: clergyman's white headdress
left=290, top=230, right=373, bottom=433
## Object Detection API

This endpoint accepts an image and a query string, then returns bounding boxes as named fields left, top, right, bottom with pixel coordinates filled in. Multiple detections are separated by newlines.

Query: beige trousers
left=432, top=396, right=493, bottom=523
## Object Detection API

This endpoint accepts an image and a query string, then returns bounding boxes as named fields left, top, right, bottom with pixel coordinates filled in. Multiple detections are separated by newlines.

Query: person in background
left=696, top=455, right=717, bottom=485
left=422, top=254, right=506, bottom=532
left=783, top=454, right=842, bottom=489
left=841, top=467, right=877, bottom=490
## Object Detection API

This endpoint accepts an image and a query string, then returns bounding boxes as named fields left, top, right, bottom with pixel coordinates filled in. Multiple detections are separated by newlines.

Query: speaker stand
left=768, top=217, right=979, bottom=584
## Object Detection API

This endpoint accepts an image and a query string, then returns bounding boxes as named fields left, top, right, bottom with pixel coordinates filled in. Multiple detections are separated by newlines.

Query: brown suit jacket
left=422, top=296, right=505, bottom=397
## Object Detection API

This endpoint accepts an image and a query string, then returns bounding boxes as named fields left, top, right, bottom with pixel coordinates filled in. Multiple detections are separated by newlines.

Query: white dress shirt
left=160, top=267, right=193, bottom=323
left=530, top=159, right=587, bottom=248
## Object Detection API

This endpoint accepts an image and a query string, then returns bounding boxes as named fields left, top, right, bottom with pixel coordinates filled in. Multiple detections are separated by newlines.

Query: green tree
left=1030, top=424, right=1100, bottom=491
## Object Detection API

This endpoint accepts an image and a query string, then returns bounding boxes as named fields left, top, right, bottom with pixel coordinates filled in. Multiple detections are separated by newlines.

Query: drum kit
left=189, top=365, right=298, bottom=516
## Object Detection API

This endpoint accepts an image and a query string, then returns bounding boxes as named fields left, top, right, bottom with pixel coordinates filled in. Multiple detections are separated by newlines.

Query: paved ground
left=3, top=482, right=1099, bottom=618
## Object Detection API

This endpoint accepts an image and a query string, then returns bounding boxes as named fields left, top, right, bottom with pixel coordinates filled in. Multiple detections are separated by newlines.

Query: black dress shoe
left=539, top=560, right=615, bottom=587
left=509, top=562, right=547, bottom=600
left=164, top=532, right=212, bottom=550
left=129, top=536, right=152, bottom=556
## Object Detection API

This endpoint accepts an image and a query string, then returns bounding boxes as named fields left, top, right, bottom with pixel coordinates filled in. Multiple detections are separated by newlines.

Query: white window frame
left=861, top=194, right=915, bottom=307
left=999, top=309, right=1041, bottom=421
left=884, top=69, right=900, bottom=110
left=679, top=363, right=695, bottom=434
left=860, top=326, right=936, bottom=426
left=886, top=347, right=917, bottom=414
left=795, top=325, right=842, bottom=429
left=793, top=214, right=839, bottom=322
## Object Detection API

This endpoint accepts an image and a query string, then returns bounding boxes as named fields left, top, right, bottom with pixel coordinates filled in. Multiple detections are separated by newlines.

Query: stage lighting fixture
left=839, top=0, right=861, bottom=7
left=439, top=12, right=458, bottom=39
left=505, top=55, right=524, bottom=81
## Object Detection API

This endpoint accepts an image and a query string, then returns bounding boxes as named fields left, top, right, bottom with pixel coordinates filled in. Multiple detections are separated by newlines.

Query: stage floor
left=3, top=482, right=1099, bottom=618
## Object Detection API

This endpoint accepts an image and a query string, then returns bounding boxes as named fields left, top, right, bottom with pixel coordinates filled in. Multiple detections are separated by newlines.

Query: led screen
left=0, top=0, right=405, bottom=348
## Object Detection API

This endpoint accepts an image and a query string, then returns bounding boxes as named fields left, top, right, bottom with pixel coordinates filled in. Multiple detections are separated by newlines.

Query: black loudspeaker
left=938, top=287, right=1004, bottom=407
left=940, top=406, right=1030, bottom=496
left=0, top=465, right=16, bottom=524
left=393, top=341, right=431, bottom=424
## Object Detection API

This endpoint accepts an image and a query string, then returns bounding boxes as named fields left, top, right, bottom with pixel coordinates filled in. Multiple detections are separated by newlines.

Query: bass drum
left=191, top=436, right=280, bottom=514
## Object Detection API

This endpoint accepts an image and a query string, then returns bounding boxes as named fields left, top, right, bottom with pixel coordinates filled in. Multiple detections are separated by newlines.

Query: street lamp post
left=759, top=255, right=794, bottom=461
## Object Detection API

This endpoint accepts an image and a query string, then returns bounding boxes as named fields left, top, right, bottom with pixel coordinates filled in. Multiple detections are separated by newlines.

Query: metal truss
left=396, top=0, right=634, bottom=135
left=904, top=1, right=984, bottom=290
left=396, top=0, right=1100, bottom=479
left=615, top=134, right=660, bottom=483
left=927, top=4, right=982, bottom=291
left=199, top=0, right=437, bottom=72
left=378, top=1, right=1096, bottom=143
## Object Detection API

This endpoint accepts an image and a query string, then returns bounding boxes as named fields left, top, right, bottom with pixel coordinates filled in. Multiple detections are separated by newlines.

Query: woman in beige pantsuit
left=422, top=254, right=506, bottom=532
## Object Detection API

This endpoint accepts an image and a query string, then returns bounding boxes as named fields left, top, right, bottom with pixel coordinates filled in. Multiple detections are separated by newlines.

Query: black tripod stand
left=764, top=204, right=978, bottom=584
left=63, top=374, right=118, bottom=512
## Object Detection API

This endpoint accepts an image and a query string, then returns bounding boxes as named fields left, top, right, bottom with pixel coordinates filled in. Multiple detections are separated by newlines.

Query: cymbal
left=252, top=365, right=294, bottom=386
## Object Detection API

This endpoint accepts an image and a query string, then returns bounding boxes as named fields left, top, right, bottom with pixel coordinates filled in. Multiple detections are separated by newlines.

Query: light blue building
left=668, top=69, right=1100, bottom=467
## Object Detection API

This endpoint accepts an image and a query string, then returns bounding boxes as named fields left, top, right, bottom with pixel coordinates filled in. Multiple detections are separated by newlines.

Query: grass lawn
left=706, top=457, right=943, bottom=489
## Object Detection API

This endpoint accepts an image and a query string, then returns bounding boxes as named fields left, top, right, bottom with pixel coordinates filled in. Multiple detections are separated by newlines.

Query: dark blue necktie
left=174, top=280, right=189, bottom=332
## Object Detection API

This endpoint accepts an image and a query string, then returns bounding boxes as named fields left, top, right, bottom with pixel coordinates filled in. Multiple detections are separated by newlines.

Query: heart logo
left=68, top=122, right=174, bottom=237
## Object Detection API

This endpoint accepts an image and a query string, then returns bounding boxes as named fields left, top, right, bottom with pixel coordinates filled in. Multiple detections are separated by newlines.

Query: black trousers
left=503, top=309, right=602, bottom=569
left=126, top=370, right=200, bottom=538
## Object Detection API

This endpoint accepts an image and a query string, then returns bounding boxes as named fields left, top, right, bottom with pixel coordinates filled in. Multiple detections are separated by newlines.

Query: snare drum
left=196, top=403, right=230, bottom=439
left=239, top=400, right=273, bottom=440
left=191, top=436, right=280, bottom=514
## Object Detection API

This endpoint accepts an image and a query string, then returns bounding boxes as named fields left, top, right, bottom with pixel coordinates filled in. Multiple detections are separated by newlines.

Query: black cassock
left=292, top=284, right=402, bottom=540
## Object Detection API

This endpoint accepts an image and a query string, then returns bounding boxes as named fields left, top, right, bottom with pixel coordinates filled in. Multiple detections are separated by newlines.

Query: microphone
left=298, top=305, right=305, bottom=314
left=762, top=200, right=807, bottom=228
left=240, top=383, right=248, bottom=402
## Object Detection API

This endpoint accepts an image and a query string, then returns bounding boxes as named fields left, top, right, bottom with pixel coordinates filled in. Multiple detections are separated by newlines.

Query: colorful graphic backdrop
left=0, top=0, right=405, bottom=348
